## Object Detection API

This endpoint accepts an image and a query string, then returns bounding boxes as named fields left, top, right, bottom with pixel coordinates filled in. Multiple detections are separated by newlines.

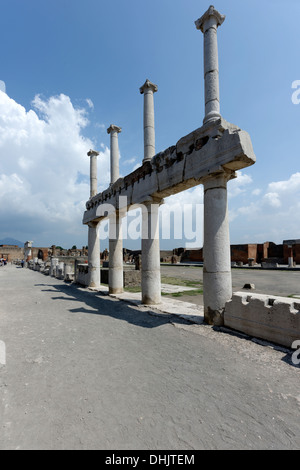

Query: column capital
left=202, top=170, right=236, bottom=190
left=107, top=124, right=122, bottom=135
left=195, top=5, right=225, bottom=33
left=140, top=79, right=158, bottom=95
left=87, top=149, right=99, bottom=158
left=88, top=221, right=99, bottom=229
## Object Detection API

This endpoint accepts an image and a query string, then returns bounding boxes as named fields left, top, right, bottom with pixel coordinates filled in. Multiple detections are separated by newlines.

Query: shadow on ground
left=35, top=282, right=189, bottom=330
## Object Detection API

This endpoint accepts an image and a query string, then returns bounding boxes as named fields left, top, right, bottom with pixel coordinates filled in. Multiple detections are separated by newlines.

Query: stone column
left=87, top=149, right=100, bottom=198
left=141, top=199, right=162, bottom=305
left=107, top=124, right=122, bottom=185
left=202, top=172, right=233, bottom=326
left=140, top=79, right=158, bottom=163
left=88, top=221, right=101, bottom=288
left=107, top=124, right=124, bottom=294
left=109, top=211, right=123, bottom=294
left=195, top=6, right=225, bottom=124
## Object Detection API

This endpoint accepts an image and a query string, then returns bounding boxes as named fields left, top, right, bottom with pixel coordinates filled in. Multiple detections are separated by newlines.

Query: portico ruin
left=82, top=6, right=256, bottom=325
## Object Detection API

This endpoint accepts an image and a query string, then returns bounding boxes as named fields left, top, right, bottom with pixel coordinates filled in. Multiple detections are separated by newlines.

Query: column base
left=204, top=307, right=224, bottom=326
left=109, top=287, right=124, bottom=295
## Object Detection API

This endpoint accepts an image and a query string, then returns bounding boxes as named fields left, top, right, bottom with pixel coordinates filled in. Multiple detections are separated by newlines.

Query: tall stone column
left=87, top=149, right=99, bottom=198
left=141, top=199, right=162, bottom=305
left=87, top=149, right=101, bottom=288
left=202, top=172, right=233, bottom=325
left=140, top=79, right=158, bottom=163
left=88, top=221, right=101, bottom=288
left=195, top=6, right=225, bottom=124
left=107, top=124, right=122, bottom=185
left=107, top=124, right=123, bottom=294
left=108, top=211, right=123, bottom=294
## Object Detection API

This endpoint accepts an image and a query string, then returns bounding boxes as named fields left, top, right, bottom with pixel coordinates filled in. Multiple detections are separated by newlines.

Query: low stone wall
left=224, top=292, right=300, bottom=348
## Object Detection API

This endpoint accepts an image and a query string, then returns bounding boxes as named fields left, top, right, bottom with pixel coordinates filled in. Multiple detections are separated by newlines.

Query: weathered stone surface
left=224, top=292, right=300, bottom=348
left=83, top=118, right=255, bottom=225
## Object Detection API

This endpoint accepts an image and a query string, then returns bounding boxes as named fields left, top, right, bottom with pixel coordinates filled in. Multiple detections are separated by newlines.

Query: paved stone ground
left=0, top=265, right=299, bottom=450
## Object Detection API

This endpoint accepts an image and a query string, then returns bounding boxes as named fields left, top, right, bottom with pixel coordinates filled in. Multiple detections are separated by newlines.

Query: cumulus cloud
left=229, top=172, right=300, bottom=244
left=228, top=172, right=253, bottom=198
left=0, top=91, right=110, bottom=246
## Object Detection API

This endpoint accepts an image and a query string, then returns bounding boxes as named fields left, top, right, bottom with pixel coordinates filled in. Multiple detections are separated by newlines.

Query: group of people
left=0, top=258, right=7, bottom=266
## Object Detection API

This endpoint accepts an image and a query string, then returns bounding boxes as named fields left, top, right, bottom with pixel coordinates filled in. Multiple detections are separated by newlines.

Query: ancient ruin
left=16, top=6, right=300, bottom=349
left=82, top=5, right=256, bottom=325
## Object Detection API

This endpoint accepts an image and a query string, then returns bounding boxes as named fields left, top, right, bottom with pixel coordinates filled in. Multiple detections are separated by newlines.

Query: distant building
left=0, top=245, right=23, bottom=262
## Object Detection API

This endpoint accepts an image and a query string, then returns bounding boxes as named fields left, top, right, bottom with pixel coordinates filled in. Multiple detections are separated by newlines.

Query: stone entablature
left=83, top=118, right=255, bottom=224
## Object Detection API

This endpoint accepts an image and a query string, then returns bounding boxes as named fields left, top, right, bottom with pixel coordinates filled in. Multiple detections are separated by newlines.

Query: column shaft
left=109, top=211, right=123, bottom=294
left=141, top=202, right=161, bottom=305
left=203, top=173, right=232, bottom=325
left=88, top=222, right=101, bottom=288
left=90, top=154, right=97, bottom=198
left=203, top=25, right=220, bottom=122
left=143, top=90, right=155, bottom=161
left=140, top=80, right=158, bottom=163
left=87, top=149, right=99, bottom=198
left=107, top=124, right=122, bottom=185
left=110, top=133, right=119, bottom=184
left=195, top=6, right=225, bottom=124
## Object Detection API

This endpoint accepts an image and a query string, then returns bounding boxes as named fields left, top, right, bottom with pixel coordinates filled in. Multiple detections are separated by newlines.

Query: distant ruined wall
left=0, top=245, right=23, bottom=261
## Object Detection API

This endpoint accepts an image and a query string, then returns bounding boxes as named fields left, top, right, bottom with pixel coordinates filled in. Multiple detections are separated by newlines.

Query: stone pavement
left=0, top=265, right=299, bottom=450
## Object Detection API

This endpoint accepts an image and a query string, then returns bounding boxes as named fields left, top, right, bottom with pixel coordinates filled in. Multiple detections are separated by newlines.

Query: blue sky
left=0, top=0, right=299, bottom=250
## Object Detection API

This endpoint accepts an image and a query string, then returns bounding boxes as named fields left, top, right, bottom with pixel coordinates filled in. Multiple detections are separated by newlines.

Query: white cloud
left=263, top=192, right=281, bottom=208
left=228, top=172, right=253, bottom=198
left=0, top=91, right=110, bottom=246
left=124, top=157, right=136, bottom=165
left=229, top=172, right=300, bottom=244
left=0, top=81, right=6, bottom=93
left=95, top=123, right=106, bottom=130
left=86, top=98, right=94, bottom=109
left=252, top=188, right=261, bottom=196
left=268, top=172, right=300, bottom=194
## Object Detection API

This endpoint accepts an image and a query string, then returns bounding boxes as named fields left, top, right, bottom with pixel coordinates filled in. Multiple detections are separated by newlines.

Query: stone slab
left=224, top=292, right=300, bottom=348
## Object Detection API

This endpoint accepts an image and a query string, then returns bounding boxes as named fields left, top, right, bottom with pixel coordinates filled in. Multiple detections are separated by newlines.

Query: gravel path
left=0, top=265, right=299, bottom=450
